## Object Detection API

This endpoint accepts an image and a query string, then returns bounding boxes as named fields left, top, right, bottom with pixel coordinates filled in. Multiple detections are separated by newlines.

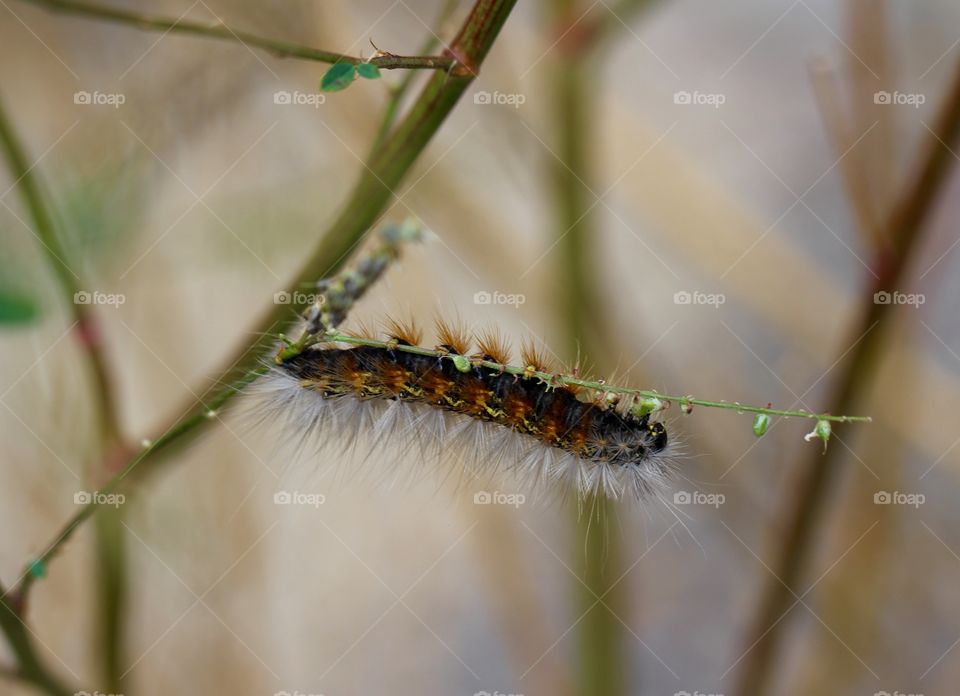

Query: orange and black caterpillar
left=252, top=322, right=677, bottom=500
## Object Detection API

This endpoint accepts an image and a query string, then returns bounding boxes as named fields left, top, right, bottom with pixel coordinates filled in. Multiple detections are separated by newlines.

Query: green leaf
left=0, top=291, right=37, bottom=325
left=320, top=63, right=357, bottom=92
left=356, top=63, right=381, bottom=80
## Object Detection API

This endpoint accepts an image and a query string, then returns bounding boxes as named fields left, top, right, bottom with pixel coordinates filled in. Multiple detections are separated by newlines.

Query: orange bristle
left=474, top=327, right=511, bottom=364
left=383, top=317, right=423, bottom=346
left=520, top=338, right=555, bottom=373
left=345, top=319, right=379, bottom=340
left=434, top=317, right=471, bottom=355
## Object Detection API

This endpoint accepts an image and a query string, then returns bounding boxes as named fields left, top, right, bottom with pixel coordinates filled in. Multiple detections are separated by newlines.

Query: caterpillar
left=249, top=320, right=679, bottom=500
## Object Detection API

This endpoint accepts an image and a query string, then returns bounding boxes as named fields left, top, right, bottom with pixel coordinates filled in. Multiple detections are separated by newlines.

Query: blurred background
left=2, top=1, right=960, bottom=694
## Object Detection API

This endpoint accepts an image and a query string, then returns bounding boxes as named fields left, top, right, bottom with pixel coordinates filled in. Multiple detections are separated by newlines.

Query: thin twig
left=285, top=332, right=871, bottom=424
left=11, top=0, right=518, bottom=606
left=19, top=0, right=463, bottom=72
left=733, top=52, right=960, bottom=696
left=277, top=220, right=424, bottom=358
left=368, top=0, right=462, bottom=160
left=0, top=591, right=70, bottom=696
left=0, top=92, right=130, bottom=692
left=0, top=95, right=123, bottom=452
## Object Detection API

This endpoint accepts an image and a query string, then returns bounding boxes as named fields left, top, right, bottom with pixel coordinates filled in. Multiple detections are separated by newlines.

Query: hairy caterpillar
left=249, top=319, right=679, bottom=500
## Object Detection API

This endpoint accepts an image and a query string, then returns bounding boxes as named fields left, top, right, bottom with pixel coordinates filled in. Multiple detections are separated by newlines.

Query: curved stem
left=12, top=0, right=518, bottom=601
left=19, top=0, right=461, bottom=72
left=0, top=91, right=130, bottom=693
left=0, top=95, right=123, bottom=450
left=0, top=590, right=71, bottom=696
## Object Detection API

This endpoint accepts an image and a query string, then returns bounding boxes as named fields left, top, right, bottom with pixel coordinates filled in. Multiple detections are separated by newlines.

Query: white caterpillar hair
left=243, top=343, right=682, bottom=502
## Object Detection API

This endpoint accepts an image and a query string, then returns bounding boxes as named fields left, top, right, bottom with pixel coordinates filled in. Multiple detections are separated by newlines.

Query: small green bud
left=632, top=397, right=663, bottom=418
left=805, top=419, right=831, bottom=451
left=451, top=354, right=471, bottom=373
left=752, top=413, right=771, bottom=437
left=28, top=558, right=46, bottom=579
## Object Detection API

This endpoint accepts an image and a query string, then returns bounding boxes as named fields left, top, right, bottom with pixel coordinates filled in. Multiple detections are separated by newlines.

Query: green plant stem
left=733, top=53, right=960, bottom=696
left=19, top=0, right=463, bottom=73
left=548, top=0, right=626, bottom=691
left=94, top=507, right=126, bottom=694
left=368, top=0, right=461, bottom=160
left=288, top=333, right=871, bottom=424
left=11, top=0, right=518, bottom=607
left=0, top=95, right=122, bottom=450
left=0, top=590, right=71, bottom=696
left=0, top=92, right=130, bottom=694
left=0, top=607, right=71, bottom=696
